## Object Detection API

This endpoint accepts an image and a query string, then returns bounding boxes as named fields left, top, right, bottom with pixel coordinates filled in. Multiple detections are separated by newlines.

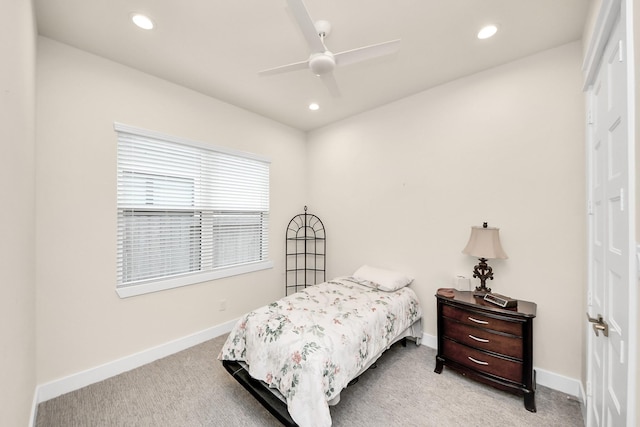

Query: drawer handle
left=468, top=356, right=489, bottom=366
left=468, top=316, right=489, bottom=325
left=468, top=334, right=489, bottom=343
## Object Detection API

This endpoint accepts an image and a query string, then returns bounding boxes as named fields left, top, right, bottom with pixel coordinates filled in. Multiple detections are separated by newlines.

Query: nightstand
left=434, top=290, right=537, bottom=412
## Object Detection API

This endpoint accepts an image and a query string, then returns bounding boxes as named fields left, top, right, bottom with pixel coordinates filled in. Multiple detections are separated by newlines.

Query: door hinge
left=587, top=290, right=593, bottom=306
left=586, top=380, right=592, bottom=397
left=587, top=110, right=593, bottom=125
left=587, top=200, right=594, bottom=215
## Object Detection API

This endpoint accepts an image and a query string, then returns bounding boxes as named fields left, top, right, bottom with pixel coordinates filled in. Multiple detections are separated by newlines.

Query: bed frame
left=222, top=336, right=412, bottom=426
left=223, top=359, right=297, bottom=426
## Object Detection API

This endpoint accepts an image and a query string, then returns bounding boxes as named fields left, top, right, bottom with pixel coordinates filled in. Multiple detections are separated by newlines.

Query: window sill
left=115, top=260, right=274, bottom=298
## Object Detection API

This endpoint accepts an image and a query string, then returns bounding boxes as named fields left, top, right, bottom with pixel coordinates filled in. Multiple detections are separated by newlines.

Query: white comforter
left=218, top=277, right=423, bottom=427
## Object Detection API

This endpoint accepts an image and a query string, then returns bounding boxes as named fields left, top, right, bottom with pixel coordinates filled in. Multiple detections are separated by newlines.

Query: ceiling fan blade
left=320, top=73, right=341, bottom=98
left=287, top=0, right=325, bottom=53
left=259, top=59, right=310, bottom=76
left=333, top=39, right=401, bottom=67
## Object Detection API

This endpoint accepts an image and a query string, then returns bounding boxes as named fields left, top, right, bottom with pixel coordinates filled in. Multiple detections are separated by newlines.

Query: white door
left=586, top=2, right=635, bottom=426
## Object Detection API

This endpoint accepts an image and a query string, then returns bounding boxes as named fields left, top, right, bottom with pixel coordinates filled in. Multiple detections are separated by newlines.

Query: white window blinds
left=115, top=123, right=270, bottom=296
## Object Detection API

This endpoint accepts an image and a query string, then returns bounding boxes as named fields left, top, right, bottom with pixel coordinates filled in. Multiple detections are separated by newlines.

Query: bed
left=218, top=265, right=423, bottom=427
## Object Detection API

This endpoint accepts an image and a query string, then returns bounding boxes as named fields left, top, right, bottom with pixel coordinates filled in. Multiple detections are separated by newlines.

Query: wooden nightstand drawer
left=442, top=318, right=523, bottom=359
left=442, top=304, right=522, bottom=336
left=442, top=339, right=523, bottom=383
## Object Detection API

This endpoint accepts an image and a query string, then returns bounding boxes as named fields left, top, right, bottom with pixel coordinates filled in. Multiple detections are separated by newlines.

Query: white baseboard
left=534, top=367, right=582, bottom=397
left=35, top=318, right=238, bottom=405
left=421, top=332, right=583, bottom=398
left=420, top=331, right=437, bottom=349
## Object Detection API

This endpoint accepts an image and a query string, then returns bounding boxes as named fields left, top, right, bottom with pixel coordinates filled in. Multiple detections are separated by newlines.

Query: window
left=115, top=123, right=271, bottom=298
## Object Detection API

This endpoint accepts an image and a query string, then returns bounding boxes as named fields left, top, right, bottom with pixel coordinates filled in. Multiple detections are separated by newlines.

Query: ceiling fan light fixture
left=131, top=13, right=155, bottom=30
left=309, top=52, right=335, bottom=76
left=477, top=25, right=498, bottom=39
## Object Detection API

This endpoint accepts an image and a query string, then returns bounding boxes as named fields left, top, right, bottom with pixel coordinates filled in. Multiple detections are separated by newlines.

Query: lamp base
left=473, top=286, right=491, bottom=297
left=472, top=257, right=493, bottom=296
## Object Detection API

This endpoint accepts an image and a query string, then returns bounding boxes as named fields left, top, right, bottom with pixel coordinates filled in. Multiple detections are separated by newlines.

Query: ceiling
left=34, top=0, right=590, bottom=132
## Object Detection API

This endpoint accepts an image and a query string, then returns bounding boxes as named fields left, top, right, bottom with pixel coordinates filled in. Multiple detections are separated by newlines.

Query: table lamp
left=462, top=222, right=508, bottom=295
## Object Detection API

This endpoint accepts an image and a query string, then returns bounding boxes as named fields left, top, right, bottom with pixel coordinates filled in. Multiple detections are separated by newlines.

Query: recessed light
left=477, top=25, right=497, bottom=40
left=131, top=13, right=154, bottom=30
left=308, top=103, right=320, bottom=111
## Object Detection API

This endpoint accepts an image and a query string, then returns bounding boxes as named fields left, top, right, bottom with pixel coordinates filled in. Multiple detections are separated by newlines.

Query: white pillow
left=352, top=265, right=414, bottom=291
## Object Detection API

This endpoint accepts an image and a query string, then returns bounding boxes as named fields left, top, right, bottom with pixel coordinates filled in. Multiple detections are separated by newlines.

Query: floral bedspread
left=218, top=277, right=422, bottom=427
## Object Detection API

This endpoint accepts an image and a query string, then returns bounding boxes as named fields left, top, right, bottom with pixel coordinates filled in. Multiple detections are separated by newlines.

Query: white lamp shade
left=462, top=226, right=508, bottom=259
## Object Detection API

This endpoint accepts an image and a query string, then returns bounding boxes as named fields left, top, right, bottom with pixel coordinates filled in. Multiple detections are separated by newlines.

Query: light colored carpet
left=36, top=334, right=584, bottom=426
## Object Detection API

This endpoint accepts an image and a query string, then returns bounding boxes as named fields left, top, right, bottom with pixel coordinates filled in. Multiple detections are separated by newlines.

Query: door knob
left=586, top=313, right=609, bottom=337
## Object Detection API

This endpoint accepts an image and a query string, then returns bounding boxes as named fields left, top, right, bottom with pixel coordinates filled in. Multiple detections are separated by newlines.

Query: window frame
left=114, top=122, right=273, bottom=298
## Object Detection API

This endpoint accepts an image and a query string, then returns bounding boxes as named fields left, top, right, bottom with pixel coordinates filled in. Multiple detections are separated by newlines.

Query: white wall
left=0, top=0, right=37, bottom=425
left=35, top=37, right=307, bottom=384
left=306, top=42, right=586, bottom=380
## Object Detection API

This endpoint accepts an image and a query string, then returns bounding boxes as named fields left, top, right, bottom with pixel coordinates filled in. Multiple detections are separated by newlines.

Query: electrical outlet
left=219, top=299, right=227, bottom=311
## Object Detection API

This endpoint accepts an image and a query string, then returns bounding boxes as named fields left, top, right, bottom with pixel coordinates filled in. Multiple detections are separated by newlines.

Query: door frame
left=583, top=0, right=637, bottom=425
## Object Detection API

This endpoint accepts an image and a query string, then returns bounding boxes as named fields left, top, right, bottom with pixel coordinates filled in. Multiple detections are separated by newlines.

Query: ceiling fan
left=259, top=0, right=401, bottom=97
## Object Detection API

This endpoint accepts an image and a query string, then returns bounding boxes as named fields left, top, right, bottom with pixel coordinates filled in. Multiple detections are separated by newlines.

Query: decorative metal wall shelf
left=285, top=206, right=326, bottom=296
